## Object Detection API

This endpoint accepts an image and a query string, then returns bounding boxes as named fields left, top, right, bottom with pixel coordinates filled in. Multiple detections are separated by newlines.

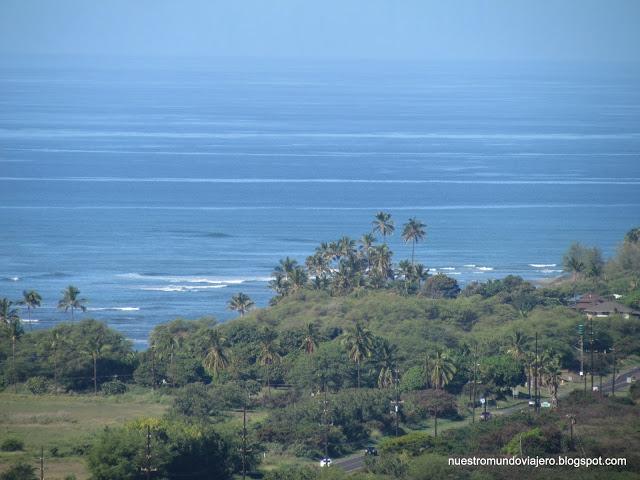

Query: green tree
left=342, top=321, right=374, bottom=388
left=300, top=322, right=319, bottom=354
left=57, top=285, right=87, bottom=321
left=422, top=273, right=460, bottom=299
left=426, top=349, right=457, bottom=390
left=82, top=323, right=108, bottom=394
left=227, top=292, right=254, bottom=317
left=18, top=290, right=41, bottom=330
left=372, top=211, right=395, bottom=244
left=258, top=329, right=280, bottom=396
left=1, top=298, right=23, bottom=390
left=0, top=461, right=37, bottom=480
left=375, top=340, right=398, bottom=389
left=402, top=217, right=426, bottom=265
left=202, top=330, right=229, bottom=379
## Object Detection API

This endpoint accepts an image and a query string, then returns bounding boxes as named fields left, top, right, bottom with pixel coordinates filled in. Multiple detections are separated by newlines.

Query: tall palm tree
left=202, top=330, right=229, bottom=379
left=376, top=340, right=398, bottom=389
left=370, top=244, right=393, bottom=282
left=227, top=293, right=254, bottom=317
left=300, top=323, right=320, bottom=354
left=506, top=331, right=528, bottom=362
left=541, top=354, right=562, bottom=408
left=342, top=321, right=374, bottom=388
left=83, top=328, right=107, bottom=395
left=402, top=218, right=427, bottom=265
left=413, top=263, right=429, bottom=289
left=1, top=298, right=23, bottom=391
left=372, top=211, right=395, bottom=244
left=358, top=233, right=376, bottom=270
left=58, top=285, right=87, bottom=321
left=49, top=329, right=64, bottom=392
left=258, top=330, right=280, bottom=396
left=427, top=349, right=457, bottom=390
left=18, top=290, right=42, bottom=331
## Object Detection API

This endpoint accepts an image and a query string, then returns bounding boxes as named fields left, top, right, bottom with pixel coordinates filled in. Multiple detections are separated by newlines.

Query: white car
left=319, top=457, right=332, bottom=467
left=541, top=401, right=551, bottom=408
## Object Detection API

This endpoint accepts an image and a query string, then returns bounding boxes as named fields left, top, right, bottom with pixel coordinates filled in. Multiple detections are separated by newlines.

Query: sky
left=0, top=0, right=639, bottom=63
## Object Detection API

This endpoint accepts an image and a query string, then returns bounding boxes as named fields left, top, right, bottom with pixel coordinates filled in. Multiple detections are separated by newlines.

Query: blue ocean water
left=1, top=59, right=639, bottom=346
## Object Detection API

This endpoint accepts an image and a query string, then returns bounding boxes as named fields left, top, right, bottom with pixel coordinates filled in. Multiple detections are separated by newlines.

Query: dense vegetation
left=1, top=217, right=639, bottom=479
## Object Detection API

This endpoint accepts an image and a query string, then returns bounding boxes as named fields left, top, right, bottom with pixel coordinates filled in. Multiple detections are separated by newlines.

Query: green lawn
left=0, top=389, right=168, bottom=479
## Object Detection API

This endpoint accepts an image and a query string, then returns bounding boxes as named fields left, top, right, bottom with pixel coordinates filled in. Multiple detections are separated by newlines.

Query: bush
left=26, top=376, right=49, bottom=395
left=101, top=379, right=127, bottom=395
left=0, top=462, right=37, bottom=480
left=1, top=438, right=24, bottom=452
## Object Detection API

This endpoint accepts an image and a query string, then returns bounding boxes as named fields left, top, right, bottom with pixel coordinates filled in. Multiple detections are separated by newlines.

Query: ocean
left=1, top=58, right=639, bottom=346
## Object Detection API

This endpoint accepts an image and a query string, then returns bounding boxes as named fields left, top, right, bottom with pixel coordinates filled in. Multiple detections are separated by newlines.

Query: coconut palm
left=565, top=256, right=585, bottom=283
left=506, top=331, right=528, bottom=361
left=289, top=267, right=308, bottom=293
left=1, top=298, right=23, bottom=391
left=58, top=285, right=87, bottom=321
left=541, top=354, right=562, bottom=408
left=413, top=263, right=429, bottom=288
left=402, top=218, right=427, bottom=265
left=358, top=233, right=376, bottom=269
left=82, top=328, right=107, bottom=394
left=342, top=321, right=374, bottom=388
left=300, top=322, right=320, bottom=354
left=202, top=330, right=229, bottom=379
left=370, top=244, right=393, bottom=281
left=227, top=293, right=254, bottom=317
left=49, top=329, right=64, bottom=391
left=427, top=349, right=457, bottom=390
left=376, top=340, right=398, bottom=389
left=372, top=211, right=395, bottom=244
left=258, top=330, right=280, bottom=396
left=18, top=290, right=41, bottom=331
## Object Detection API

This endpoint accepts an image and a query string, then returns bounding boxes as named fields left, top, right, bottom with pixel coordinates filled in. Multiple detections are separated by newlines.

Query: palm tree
left=83, top=328, right=107, bottom=395
left=300, top=323, right=319, bottom=354
left=258, top=329, right=280, bottom=396
left=402, top=218, right=427, bottom=265
left=564, top=256, right=585, bottom=283
left=506, top=331, right=528, bottom=361
left=58, top=285, right=87, bottom=321
left=49, top=329, right=64, bottom=392
left=1, top=298, right=23, bottom=391
left=342, top=321, right=374, bottom=388
left=227, top=293, right=254, bottom=317
left=18, top=290, right=41, bottom=331
left=541, top=354, right=562, bottom=408
left=427, top=349, right=457, bottom=390
left=370, top=244, right=393, bottom=282
left=376, top=340, right=398, bottom=389
left=358, top=233, right=376, bottom=270
left=372, top=211, right=395, bottom=244
left=202, top=330, right=229, bottom=379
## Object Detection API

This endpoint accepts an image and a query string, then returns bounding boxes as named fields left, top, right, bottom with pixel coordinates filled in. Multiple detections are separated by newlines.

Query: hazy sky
left=1, top=0, right=639, bottom=62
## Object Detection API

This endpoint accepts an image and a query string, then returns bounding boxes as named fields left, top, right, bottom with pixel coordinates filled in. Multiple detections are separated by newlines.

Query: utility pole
left=40, top=446, right=44, bottom=480
left=141, top=425, right=156, bottom=480
left=390, top=368, right=401, bottom=437
left=241, top=405, right=248, bottom=480
left=589, top=318, right=595, bottom=393
left=577, top=323, right=584, bottom=378
left=534, top=332, right=539, bottom=413
left=472, top=344, right=478, bottom=424
left=150, top=344, right=156, bottom=391
left=611, top=346, right=616, bottom=396
left=321, top=382, right=329, bottom=461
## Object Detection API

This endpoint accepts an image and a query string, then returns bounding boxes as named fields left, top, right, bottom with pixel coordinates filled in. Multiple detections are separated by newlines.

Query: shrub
left=1, top=438, right=24, bottom=452
left=101, top=379, right=127, bottom=395
left=0, top=462, right=37, bottom=480
left=26, top=376, right=49, bottom=395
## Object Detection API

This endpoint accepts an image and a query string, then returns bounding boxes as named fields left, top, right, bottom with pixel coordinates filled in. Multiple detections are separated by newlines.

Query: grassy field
left=0, top=388, right=169, bottom=479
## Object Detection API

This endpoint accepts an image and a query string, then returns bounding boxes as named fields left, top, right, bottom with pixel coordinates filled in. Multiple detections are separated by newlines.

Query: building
left=574, top=293, right=640, bottom=319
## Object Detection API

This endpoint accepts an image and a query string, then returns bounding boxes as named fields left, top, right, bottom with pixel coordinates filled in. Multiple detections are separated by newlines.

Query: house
left=574, top=293, right=640, bottom=319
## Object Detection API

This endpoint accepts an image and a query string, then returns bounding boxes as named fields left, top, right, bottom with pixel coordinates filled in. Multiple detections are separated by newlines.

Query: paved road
left=333, top=366, right=639, bottom=473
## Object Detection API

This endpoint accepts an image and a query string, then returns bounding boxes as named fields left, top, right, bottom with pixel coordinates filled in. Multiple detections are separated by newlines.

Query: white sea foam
left=118, top=273, right=271, bottom=284
left=88, top=307, right=140, bottom=312
left=529, top=263, right=557, bottom=268
left=439, top=267, right=456, bottom=271
left=463, top=264, right=476, bottom=268
left=140, top=285, right=228, bottom=292
left=22, top=319, right=39, bottom=323
left=476, top=266, right=494, bottom=271
left=540, top=269, right=563, bottom=274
